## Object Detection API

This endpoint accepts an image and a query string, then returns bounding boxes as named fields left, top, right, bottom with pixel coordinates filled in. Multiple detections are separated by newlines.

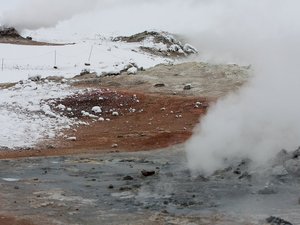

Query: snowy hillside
left=0, top=28, right=198, bottom=149
left=0, top=36, right=172, bottom=83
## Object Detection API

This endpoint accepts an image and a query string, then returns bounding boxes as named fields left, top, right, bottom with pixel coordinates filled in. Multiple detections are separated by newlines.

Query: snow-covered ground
left=0, top=80, right=77, bottom=149
left=0, top=37, right=172, bottom=83
left=0, top=30, right=185, bottom=149
left=0, top=8, right=201, bottom=149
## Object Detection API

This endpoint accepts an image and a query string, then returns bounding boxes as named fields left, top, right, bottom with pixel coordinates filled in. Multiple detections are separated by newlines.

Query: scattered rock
left=92, top=106, right=102, bottom=114
left=119, top=186, right=132, bottom=191
left=284, top=159, right=300, bottom=176
left=154, top=83, right=165, bottom=87
left=66, top=137, right=77, bottom=141
left=46, top=145, right=55, bottom=149
left=123, top=175, right=134, bottom=181
left=112, top=144, right=118, bottom=148
left=46, top=76, right=64, bottom=82
left=292, top=147, right=300, bottom=159
left=266, top=216, right=293, bottom=225
left=238, top=172, right=252, bottom=180
left=127, top=67, right=138, bottom=75
left=183, top=84, right=192, bottom=90
left=112, top=111, right=119, bottom=116
left=28, top=75, right=41, bottom=82
left=108, top=184, right=114, bottom=189
left=258, top=186, right=277, bottom=195
left=113, top=31, right=198, bottom=57
left=183, top=43, right=198, bottom=54
left=272, top=166, right=289, bottom=176
left=141, top=170, right=156, bottom=177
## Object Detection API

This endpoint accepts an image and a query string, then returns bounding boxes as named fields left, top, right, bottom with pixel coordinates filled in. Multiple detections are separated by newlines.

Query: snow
left=2, top=178, right=20, bottom=182
left=0, top=27, right=186, bottom=149
left=0, top=80, right=76, bottom=149
left=0, top=37, right=172, bottom=83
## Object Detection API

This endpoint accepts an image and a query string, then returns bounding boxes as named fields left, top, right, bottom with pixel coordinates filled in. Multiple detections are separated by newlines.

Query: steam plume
left=186, top=0, right=300, bottom=175
left=1, top=0, right=98, bottom=30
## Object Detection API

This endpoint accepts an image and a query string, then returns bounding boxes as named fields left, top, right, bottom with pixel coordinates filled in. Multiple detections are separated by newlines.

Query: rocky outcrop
left=0, top=27, right=23, bottom=39
left=113, top=31, right=198, bottom=57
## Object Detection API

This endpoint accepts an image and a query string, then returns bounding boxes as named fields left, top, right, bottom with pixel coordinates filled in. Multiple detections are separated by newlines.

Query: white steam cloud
left=186, top=0, right=300, bottom=175
left=1, top=0, right=98, bottom=30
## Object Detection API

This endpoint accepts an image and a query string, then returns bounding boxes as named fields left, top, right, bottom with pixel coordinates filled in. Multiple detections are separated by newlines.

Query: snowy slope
left=0, top=25, right=191, bottom=149
left=0, top=80, right=76, bottom=149
left=0, top=37, right=171, bottom=83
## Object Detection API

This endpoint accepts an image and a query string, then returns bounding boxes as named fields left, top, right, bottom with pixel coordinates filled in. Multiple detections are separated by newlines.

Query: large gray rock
left=284, top=159, right=300, bottom=176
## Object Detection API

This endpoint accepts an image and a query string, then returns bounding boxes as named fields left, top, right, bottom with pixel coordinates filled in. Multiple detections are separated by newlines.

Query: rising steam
left=1, top=0, right=98, bottom=30
left=186, top=0, right=300, bottom=175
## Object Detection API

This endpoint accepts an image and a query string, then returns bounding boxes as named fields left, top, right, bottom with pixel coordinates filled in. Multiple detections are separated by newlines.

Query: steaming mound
left=113, top=31, right=198, bottom=57
left=0, top=26, right=64, bottom=46
left=0, top=27, right=23, bottom=39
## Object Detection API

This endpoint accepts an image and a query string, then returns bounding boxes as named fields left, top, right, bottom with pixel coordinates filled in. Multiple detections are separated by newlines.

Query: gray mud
left=0, top=145, right=299, bottom=225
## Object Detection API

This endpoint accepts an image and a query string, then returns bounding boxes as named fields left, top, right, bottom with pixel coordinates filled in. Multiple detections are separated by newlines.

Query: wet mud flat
left=0, top=145, right=300, bottom=225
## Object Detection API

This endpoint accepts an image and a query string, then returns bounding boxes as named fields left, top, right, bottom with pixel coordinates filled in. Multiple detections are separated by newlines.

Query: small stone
left=272, top=166, right=289, bottom=176
left=266, top=216, right=293, bottom=225
left=66, top=137, right=77, bottom=141
left=108, top=184, right=114, bottom=189
left=46, top=145, right=55, bottom=149
left=92, top=106, right=102, bottom=114
left=258, top=186, right=277, bottom=195
left=284, top=159, right=300, bottom=176
left=141, top=170, right=156, bottom=177
left=119, top=186, right=132, bottom=191
left=123, top=175, right=134, bottom=181
left=127, top=67, right=138, bottom=75
left=154, top=83, right=165, bottom=87
left=112, top=111, right=119, bottom=116
left=183, top=84, right=192, bottom=90
left=112, top=144, right=118, bottom=148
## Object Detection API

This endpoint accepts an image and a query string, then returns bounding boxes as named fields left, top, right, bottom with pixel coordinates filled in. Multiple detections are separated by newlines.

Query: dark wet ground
left=0, top=145, right=299, bottom=225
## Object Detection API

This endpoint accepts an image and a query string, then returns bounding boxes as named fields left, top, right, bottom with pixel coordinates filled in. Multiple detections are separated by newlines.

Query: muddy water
left=0, top=145, right=299, bottom=225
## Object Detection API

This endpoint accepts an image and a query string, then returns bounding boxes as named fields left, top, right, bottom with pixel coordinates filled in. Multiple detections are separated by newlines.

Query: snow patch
left=0, top=80, right=77, bottom=149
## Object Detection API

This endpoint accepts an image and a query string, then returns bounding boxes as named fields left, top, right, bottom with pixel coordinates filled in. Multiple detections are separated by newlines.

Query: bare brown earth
left=0, top=89, right=209, bottom=159
left=0, top=215, right=35, bottom=225
left=0, top=62, right=249, bottom=159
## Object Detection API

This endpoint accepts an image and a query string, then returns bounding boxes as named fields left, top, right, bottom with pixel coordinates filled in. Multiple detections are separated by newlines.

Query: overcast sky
left=1, top=1, right=20, bottom=10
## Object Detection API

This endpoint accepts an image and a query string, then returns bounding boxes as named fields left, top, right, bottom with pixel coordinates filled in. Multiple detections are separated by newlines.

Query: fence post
left=53, top=50, right=58, bottom=69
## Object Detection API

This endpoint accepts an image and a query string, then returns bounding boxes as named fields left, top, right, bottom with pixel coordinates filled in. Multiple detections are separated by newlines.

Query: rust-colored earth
left=0, top=89, right=209, bottom=159
left=0, top=215, right=34, bottom=225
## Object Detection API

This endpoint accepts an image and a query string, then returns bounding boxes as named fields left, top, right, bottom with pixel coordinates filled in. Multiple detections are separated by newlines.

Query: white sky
left=0, top=1, right=20, bottom=11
